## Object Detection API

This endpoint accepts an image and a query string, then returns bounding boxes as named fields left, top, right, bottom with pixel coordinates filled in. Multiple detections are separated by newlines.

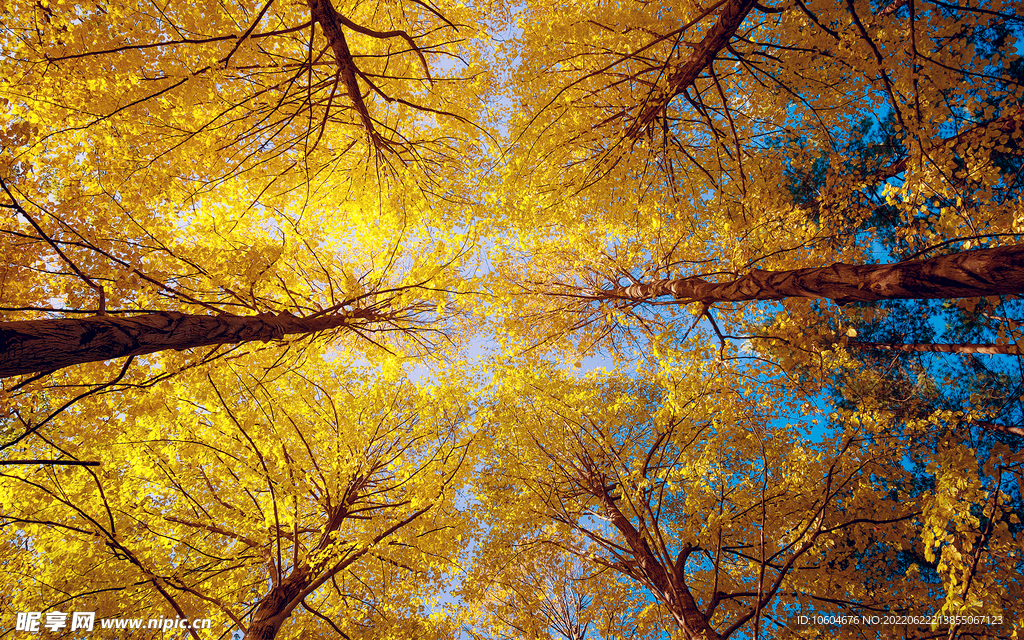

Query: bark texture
left=626, top=0, right=758, bottom=138
left=240, top=503, right=429, bottom=640
left=973, top=421, right=1024, bottom=438
left=308, top=0, right=385, bottom=148
left=604, top=245, right=1024, bottom=305
left=877, top=107, right=1024, bottom=180
left=850, top=341, right=1022, bottom=355
left=244, top=566, right=312, bottom=640
left=0, top=310, right=372, bottom=378
left=590, top=474, right=720, bottom=640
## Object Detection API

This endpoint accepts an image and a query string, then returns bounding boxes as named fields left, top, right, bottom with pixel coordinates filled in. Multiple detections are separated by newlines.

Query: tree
left=599, top=245, right=1024, bottom=305
left=3, top=0, right=1024, bottom=638
left=485, top=0, right=1023, bottom=365
left=0, top=171, right=467, bottom=453
left=1, top=0, right=483, bottom=173
left=810, top=291, right=1024, bottom=626
left=0, top=302, right=435, bottom=380
left=466, top=353, right=1018, bottom=640
left=2, top=5, right=484, bottom=633
left=0, top=355, right=475, bottom=640
left=0, top=0, right=483, bottom=382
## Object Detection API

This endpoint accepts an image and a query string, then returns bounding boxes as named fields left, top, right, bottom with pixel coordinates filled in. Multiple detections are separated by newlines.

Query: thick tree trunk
left=0, top=310, right=373, bottom=379
left=240, top=504, right=428, bottom=640
left=603, top=245, right=1024, bottom=305
left=626, top=0, right=758, bottom=138
left=973, top=421, right=1024, bottom=438
left=877, top=107, right=1024, bottom=180
left=850, top=341, right=1022, bottom=355
left=308, top=0, right=383, bottom=148
left=589, top=475, right=721, bottom=640
left=243, top=566, right=311, bottom=640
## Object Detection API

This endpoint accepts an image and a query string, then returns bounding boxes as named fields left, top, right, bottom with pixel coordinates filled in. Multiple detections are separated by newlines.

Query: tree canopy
left=1, top=0, right=1023, bottom=638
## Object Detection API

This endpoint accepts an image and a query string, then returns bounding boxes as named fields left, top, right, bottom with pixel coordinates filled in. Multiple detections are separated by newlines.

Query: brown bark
left=0, top=309, right=376, bottom=379
left=241, top=505, right=429, bottom=640
left=244, top=565, right=312, bottom=640
left=242, top=478, right=366, bottom=640
left=879, top=0, right=907, bottom=15
left=307, top=0, right=385, bottom=149
left=590, top=475, right=720, bottom=640
left=849, top=341, right=1022, bottom=355
left=876, top=108, right=1024, bottom=180
left=602, top=245, right=1024, bottom=305
left=973, top=421, right=1024, bottom=438
left=626, top=0, right=758, bottom=138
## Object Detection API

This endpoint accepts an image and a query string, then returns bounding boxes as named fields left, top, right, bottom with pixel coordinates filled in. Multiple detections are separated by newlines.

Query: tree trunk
left=240, top=504, right=429, bottom=640
left=603, top=245, right=1024, bottom=305
left=876, top=107, right=1024, bottom=180
left=308, top=0, right=383, bottom=148
left=973, top=421, right=1024, bottom=438
left=0, top=310, right=376, bottom=379
left=849, top=341, right=1022, bottom=355
left=243, top=566, right=311, bottom=640
left=589, top=474, right=721, bottom=640
left=626, top=0, right=758, bottom=138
